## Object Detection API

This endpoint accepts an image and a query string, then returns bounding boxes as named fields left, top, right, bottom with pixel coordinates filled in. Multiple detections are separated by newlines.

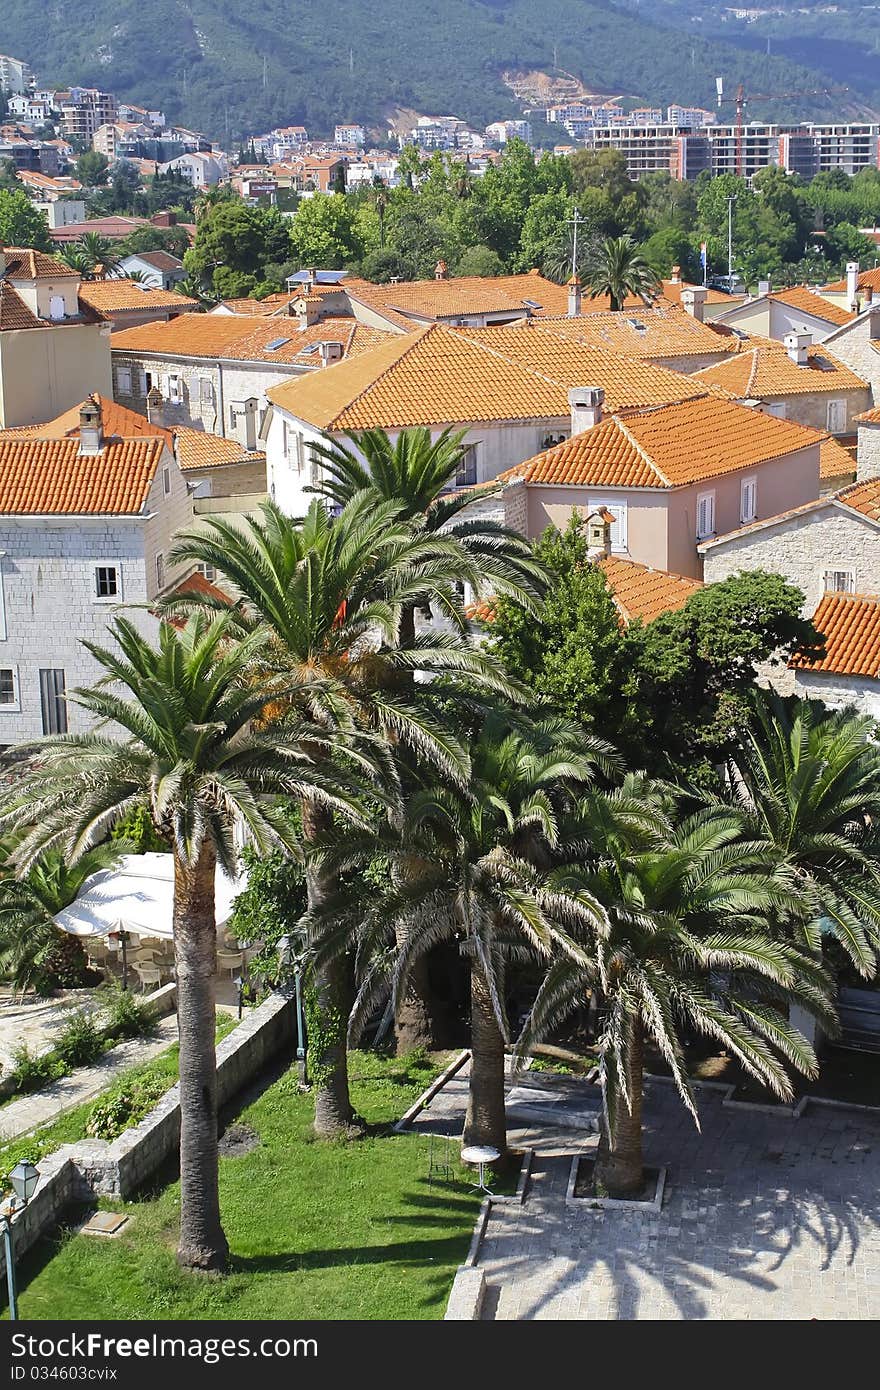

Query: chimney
left=0, top=249, right=6, bottom=276
left=680, top=286, right=707, bottom=322
left=569, top=385, right=604, bottom=435
left=78, top=396, right=104, bottom=455
left=856, top=414, right=880, bottom=482
left=319, top=340, right=344, bottom=366
left=846, top=261, right=860, bottom=311
left=864, top=286, right=873, bottom=307
left=669, top=264, right=681, bottom=285
left=783, top=330, right=811, bottom=366
left=145, top=385, right=165, bottom=427
left=294, top=295, right=320, bottom=328
left=758, top=279, right=770, bottom=297
left=434, top=259, right=449, bottom=280
left=567, top=274, right=582, bottom=317
left=584, top=507, right=614, bottom=559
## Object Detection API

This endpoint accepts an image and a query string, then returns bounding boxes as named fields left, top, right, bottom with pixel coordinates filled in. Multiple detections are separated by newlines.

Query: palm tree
left=168, top=496, right=522, bottom=1135
left=724, top=692, right=880, bottom=978
left=308, top=428, right=547, bottom=1050
left=0, top=612, right=346, bottom=1271
left=309, top=426, right=546, bottom=651
left=0, top=842, right=124, bottom=997
left=61, top=233, right=121, bottom=281
left=371, top=179, right=389, bottom=248
left=584, top=234, right=660, bottom=311
left=324, top=715, right=615, bottom=1157
left=523, top=785, right=836, bottom=1195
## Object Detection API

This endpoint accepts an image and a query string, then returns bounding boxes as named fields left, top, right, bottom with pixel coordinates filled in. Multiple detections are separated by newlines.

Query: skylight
left=265, top=337, right=291, bottom=351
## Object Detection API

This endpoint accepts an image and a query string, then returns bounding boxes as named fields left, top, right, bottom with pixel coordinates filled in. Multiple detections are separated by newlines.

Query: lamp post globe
left=10, top=1161, right=38, bottom=1206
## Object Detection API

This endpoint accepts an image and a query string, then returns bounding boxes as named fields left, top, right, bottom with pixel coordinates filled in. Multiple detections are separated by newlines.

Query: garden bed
left=566, top=1154, right=667, bottom=1212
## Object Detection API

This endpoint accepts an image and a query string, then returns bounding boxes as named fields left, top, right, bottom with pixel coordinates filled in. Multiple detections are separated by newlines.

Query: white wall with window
left=93, top=563, right=122, bottom=601
left=587, top=498, right=628, bottom=551
left=826, top=399, right=847, bottom=434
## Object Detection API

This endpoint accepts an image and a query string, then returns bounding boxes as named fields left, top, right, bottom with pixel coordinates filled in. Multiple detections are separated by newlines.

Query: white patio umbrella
left=54, top=852, right=245, bottom=942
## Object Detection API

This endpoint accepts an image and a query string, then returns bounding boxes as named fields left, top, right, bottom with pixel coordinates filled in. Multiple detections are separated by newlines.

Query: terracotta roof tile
left=694, top=342, right=868, bottom=398
left=0, top=281, right=41, bottom=330
left=791, top=592, right=880, bottom=678
left=837, top=475, right=880, bottom=522
left=504, top=397, right=821, bottom=490
left=78, top=281, right=197, bottom=313
left=525, top=305, right=735, bottom=359
left=2, top=245, right=78, bottom=279
left=819, top=434, right=857, bottom=481
left=0, top=435, right=166, bottom=515
left=343, top=270, right=571, bottom=324
left=111, top=315, right=391, bottom=366
left=768, top=286, right=855, bottom=328
left=0, top=394, right=173, bottom=448
left=821, top=266, right=880, bottom=296
left=597, top=555, right=702, bottom=623
left=174, top=429, right=265, bottom=472
left=855, top=406, right=880, bottom=424
left=267, top=322, right=716, bottom=431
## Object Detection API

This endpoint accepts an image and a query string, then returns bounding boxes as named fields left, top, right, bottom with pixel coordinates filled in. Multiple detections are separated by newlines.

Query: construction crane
left=714, top=78, right=849, bottom=177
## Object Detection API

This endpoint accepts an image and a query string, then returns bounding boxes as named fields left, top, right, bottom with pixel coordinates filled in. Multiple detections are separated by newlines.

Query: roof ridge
left=327, top=323, right=433, bottom=427
left=614, top=414, right=669, bottom=486
left=744, top=347, right=760, bottom=398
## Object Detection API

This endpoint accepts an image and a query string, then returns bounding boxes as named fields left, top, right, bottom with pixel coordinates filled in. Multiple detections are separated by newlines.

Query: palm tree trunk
left=173, top=845, right=228, bottom=1272
left=302, top=797, right=354, bottom=1138
left=394, top=924, right=442, bottom=1054
left=463, top=958, right=507, bottom=1158
left=594, top=1021, right=644, bottom=1196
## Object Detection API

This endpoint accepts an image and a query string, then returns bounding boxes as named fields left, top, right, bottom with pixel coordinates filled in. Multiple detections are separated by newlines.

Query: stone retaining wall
left=0, top=993, right=294, bottom=1279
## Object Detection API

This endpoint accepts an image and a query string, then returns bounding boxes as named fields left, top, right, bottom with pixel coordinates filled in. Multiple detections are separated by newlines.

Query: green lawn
left=11, top=1052, right=484, bottom=1321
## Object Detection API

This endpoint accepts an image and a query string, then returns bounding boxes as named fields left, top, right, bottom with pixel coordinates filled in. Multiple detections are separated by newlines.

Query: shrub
left=9, top=1044, right=67, bottom=1093
left=104, top=989, right=154, bottom=1041
left=86, top=1075, right=169, bottom=1140
left=54, top=1010, right=103, bottom=1068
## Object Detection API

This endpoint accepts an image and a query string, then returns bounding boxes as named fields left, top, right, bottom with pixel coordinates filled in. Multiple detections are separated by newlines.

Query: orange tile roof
left=503, top=396, right=821, bottom=490
left=2, top=246, right=78, bottom=280
left=660, top=279, right=734, bottom=308
left=0, top=281, right=41, bottom=330
left=821, top=266, right=880, bottom=296
left=855, top=406, right=880, bottom=424
left=768, top=286, right=855, bottom=328
left=837, top=475, right=880, bottom=523
left=343, top=270, right=571, bottom=323
left=77, top=281, right=198, bottom=313
left=0, top=394, right=173, bottom=448
left=791, top=592, right=880, bottom=678
left=266, top=322, right=717, bottom=431
left=174, top=429, right=265, bottom=472
left=0, top=435, right=166, bottom=515
left=597, top=555, right=702, bottom=623
left=525, top=305, right=735, bottom=359
left=217, top=294, right=298, bottom=317
left=111, top=314, right=392, bottom=366
left=694, top=342, right=868, bottom=398
left=819, top=434, right=857, bottom=481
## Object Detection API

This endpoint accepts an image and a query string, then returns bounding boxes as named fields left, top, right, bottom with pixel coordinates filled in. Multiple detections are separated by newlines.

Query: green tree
left=455, top=244, right=504, bottom=277
left=0, top=613, right=323, bottom=1272
left=168, top=496, right=517, bottom=1135
left=184, top=200, right=270, bottom=294
left=584, top=234, right=660, bottom=310
left=724, top=693, right=880, bottom=978
left=0, top=158, right=20, bottom=192
left=0, top=843, right=124, bottom=996
left=75, top=151, right=110, bottom=186
left=0, top=188, right=52, bottom=251
left=288, top=193, right=363, bottom=268
left=525, top=788, right=834, bottom=1194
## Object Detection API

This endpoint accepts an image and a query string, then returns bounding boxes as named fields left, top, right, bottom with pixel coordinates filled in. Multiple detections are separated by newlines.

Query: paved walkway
left=0, top=989, right=108, bottom=1074
left=414, top=1064, right=880, bottom=1320
left=0, top=1015, right=180, bottom=1142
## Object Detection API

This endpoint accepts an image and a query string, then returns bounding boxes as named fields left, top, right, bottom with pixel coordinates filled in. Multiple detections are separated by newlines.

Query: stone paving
left=0, top=1015, right=180, bottom=1142
left=0, top=989, right=108, bottom=1074
left=414, top=1064, right=880, bottom=1320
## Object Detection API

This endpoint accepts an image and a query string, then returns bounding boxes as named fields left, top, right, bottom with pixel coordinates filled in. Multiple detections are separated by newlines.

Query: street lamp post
left=2, top=1160, right=39, bottom=1321
left=233, top=974, right=244, bottom=1021
left=278, top=934, right=307, bottom=1085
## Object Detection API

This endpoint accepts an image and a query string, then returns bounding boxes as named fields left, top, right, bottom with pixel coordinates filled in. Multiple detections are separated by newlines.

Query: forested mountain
left=5, top=0, right=879, bottom=142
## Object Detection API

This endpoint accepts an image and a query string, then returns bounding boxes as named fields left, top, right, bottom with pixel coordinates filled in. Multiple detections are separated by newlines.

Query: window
left=116, top=366, right=132, bottom=395
left=0, top=667, right=18, bottom=709
left=825, top=569, right=855, bottom=593
left=295, top=432, right=305, bottom=473
left=456, top=444, right=478, bottom=487
left=167, top=374, right=182, bottom=405
left=49, top=295, right=65, bottom=321
left=199, top=378, right=215, bottom=408
left=541, top=431, right=569, bottom=450
left=766, top=402, right=787, bottom=420
left=94, top=565, right=119, bottom=599
left=144, top=371, right=154, bottom=395
left=740, top=476, right=758, bottom=524
left=156, top=552, right=165, bottom=591
left=197, top=562, right=217, bottom=583
left=39, top=669, right=67, bottom=735
left=163, top=465, right=171, bottom=497
left=826, top=399, right=846, bottom=433
left=587, top=499, right=627, bottom=550
left=696, top=491, right=716, bottom=540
